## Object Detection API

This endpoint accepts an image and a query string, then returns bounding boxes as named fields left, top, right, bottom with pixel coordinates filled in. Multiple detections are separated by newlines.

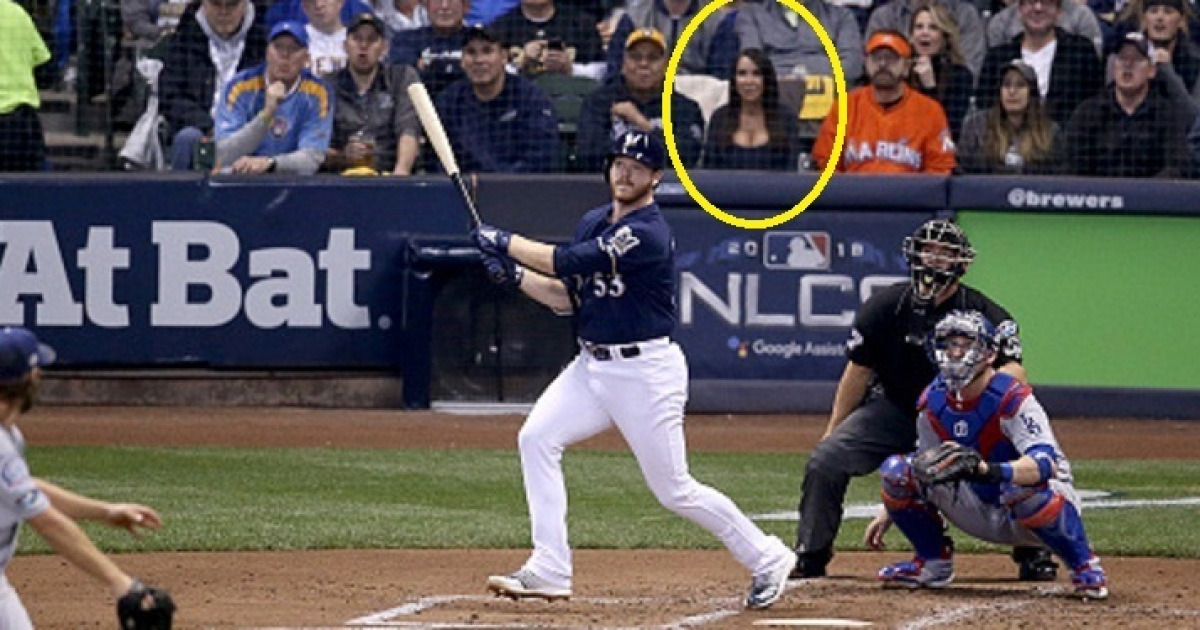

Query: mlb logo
left=763, top=231, right=831, bottom=270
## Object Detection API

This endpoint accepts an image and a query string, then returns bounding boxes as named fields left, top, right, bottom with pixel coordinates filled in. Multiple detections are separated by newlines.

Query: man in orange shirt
left=813, top=30, right=956, bottom=174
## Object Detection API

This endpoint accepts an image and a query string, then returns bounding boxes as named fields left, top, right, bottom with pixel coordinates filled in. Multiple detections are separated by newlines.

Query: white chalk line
left=342, top=593, right=743, bottom=628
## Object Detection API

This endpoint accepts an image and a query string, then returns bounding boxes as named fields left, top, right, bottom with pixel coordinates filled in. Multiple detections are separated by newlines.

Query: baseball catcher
left=0, top=327, right=176, bottom=628
left=864, top=311, right=1109, bottom=599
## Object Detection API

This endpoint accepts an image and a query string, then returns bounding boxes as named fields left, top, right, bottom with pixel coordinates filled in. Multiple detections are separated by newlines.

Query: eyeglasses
left=1019, top=0, right=1057, bottom=7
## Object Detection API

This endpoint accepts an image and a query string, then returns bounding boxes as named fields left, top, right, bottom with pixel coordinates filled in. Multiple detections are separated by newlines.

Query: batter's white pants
left=0, top=575, right=33, bottom=630
left=517, top=341, right=790, bottom=588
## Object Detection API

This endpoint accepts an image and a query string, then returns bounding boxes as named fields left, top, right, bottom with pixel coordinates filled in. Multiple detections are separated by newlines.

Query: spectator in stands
left=577, top=27, right=705, bottom=170
left=163, top=0, right=267, bottom=171
left=488, top=0, right=606, bottom=80
left=867, top=0, right=987, bottom=75
left=734, top=0, right=863, bottom=85
left=1062, top=31, right=1193, bottom=176
left=265, top=0, right=374, bottom=28
left=392, top=0, right=471, bottom=97
left=1139, top=0, right=1200, bottom=92
left=304, top=0, right=351, bottom=78
left=986, top=0, right=1104, bottom=55
left=976, top=0, right=1104, bottom=125
left=0, top=0, right=50, bottom=171
left=703, top=48, right=797, bottom=170
left=605, top=0, right=737, bottom=80
left=908, top=4, right=974, bottom=139
left=812, top=30, right=956, bottom=174
left=433, top=26, right=559, bottom=171
left=122, top=0, right=192, bottom=47
left=326, top=12, right=422, bottom=174
left=957, top=59, right=1060, bottom=173
left=373, top=0, right=429, bottom=32
left=214, top=21, right=333, bottom=174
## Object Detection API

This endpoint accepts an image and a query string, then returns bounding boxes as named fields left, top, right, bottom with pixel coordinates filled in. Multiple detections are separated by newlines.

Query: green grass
left=20, top=447, right=1200, bottom=559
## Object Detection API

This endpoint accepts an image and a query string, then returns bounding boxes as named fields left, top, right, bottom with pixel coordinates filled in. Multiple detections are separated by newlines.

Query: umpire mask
left=903, top=219, right=975, bottom=303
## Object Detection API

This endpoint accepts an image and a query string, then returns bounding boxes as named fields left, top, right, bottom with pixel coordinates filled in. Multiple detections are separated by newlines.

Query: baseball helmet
left=604, top=130, right=665, bottom=181
left=927, top=310, right=996, bottom=392
left=902, top=219, right=975, bottom=302
left=0, top=327, right=56, bottom=383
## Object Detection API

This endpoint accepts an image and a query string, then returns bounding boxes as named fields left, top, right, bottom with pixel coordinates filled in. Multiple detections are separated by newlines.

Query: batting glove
left=481, top=252, right=524, bottom=287
left=472, top=224, right=512, bottom=255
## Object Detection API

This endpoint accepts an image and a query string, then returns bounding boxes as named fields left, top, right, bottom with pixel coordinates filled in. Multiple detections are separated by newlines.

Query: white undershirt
left=1022, top=39, right=1057, bottom=98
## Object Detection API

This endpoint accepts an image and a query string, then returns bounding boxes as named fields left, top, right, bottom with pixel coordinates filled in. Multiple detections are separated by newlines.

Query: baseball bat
left=406, top=82, right=483, bottom=227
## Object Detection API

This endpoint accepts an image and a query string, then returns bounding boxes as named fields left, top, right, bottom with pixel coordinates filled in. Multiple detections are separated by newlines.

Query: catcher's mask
left=604, top=130, right=664, bottom=183
left=928, top=310, right=996, bottom=392
left=902, top=219, right=975, bottom=302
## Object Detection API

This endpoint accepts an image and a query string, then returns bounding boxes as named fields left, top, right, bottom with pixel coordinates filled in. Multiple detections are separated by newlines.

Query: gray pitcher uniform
left=518, top=200, right=793, bottom=590
left=0, top=425, right=50, bottom=629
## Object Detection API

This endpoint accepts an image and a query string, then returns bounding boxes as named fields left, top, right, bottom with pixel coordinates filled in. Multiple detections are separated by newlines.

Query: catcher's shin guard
left=880, top=455, right=949, bottom=560
left=1005, top=484, right=1095, bottom=570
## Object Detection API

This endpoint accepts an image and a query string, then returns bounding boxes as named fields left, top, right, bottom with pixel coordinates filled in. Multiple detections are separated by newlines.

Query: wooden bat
left=406, top=82, right=483, bottom=227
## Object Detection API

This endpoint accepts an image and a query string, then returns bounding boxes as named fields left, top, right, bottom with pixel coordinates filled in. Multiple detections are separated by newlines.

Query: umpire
left=790, top=219, right=1058, bottom=582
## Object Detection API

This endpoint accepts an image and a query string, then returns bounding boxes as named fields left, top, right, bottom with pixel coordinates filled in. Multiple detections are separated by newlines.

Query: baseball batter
left=0, top=327, right=175, bottom=628
left=471, top=130, right=796, bottom=609
left=865, top=311, right=1109, bottom=599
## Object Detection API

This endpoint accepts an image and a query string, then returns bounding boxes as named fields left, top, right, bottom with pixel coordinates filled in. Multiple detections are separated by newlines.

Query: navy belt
left=580, top=337, right=669, bottom=361
left=586, top=344, right=640, bottom=361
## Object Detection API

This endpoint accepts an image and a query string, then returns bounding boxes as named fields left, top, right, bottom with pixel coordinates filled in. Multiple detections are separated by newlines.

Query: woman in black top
left=702, top=48, right=797, bottom=171
left=907, top=5, right=974, bottom=140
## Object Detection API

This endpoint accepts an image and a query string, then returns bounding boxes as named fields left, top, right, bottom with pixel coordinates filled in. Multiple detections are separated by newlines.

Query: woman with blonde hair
left=907, top=4, right=974, bottom=139
left=957, top=60, right=1059, bottom=174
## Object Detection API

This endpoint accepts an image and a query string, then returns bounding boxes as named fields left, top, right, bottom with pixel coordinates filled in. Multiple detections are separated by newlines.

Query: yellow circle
left=661, top=0, right=848, bottom=230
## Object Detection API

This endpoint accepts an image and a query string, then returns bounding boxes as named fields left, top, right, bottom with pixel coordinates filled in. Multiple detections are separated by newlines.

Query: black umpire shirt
left=846, top=282, right=1022, bottom=414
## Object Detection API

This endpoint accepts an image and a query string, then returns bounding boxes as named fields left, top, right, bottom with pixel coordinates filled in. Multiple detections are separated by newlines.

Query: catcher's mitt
left=912, top=441, right=983, bottom=486
left=117, top=579, right=175, bottom=630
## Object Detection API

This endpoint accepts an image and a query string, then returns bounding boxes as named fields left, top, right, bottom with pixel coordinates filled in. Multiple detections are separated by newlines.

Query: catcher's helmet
left=902, top=219, right=975, bottom=302
left=604, top=130, right=664, bottom=180
left=928, top=310, right=996, bottom=392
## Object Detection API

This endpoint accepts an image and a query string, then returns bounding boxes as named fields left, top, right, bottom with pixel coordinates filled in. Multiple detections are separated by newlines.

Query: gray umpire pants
left=794, top=395, right=916, bottom=557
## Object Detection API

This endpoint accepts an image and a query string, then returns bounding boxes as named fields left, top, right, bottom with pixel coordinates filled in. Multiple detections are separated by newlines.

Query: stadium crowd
left=5, top=0, right=1200, bottom=177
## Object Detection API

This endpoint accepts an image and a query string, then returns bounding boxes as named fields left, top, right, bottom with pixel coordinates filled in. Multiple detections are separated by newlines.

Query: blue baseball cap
left=269, top=21, right=309, bottom=48
left=0, top=327, right=56, bottom=383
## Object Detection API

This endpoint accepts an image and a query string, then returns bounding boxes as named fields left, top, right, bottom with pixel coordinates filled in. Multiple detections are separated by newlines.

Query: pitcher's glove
left=912, top=442, right=983, bottom=486
left=117, top=579, right=176, bottom=630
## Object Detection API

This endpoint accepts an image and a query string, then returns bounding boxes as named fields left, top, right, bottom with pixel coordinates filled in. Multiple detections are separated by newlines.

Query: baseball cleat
left=745, top=549, right=798, bottom=609
left=1070, top=557, right=1109, bottom=600
left=486, top=569, right=571, bottom=601
left=878, top=557, right=955, bottom=589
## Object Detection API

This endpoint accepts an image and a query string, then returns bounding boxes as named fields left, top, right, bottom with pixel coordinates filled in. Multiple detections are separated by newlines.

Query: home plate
left=753, top=619, right=872, bottom=627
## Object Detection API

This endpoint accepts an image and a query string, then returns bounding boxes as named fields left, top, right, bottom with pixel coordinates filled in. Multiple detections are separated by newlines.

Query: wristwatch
left=266, top=157, right=277, bottom=173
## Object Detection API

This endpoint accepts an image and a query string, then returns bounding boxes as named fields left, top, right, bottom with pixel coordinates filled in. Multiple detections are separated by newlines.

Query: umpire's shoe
left=746, top=550, right=798, bottom=609
left=789, top=547, right=832, bottom=579
left=486, top=569, right=571, bottom=601
left=1013, top=546, right=1059, bottom=581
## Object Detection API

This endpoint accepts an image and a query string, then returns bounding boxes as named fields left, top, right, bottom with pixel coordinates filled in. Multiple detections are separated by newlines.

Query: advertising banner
left=667, top=208, right=927, bottom=381
left=0, top=176, right=462, bottom=367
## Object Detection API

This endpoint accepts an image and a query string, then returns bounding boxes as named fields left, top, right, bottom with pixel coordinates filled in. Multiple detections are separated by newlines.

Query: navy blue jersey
left=552, top=202, right=676, bottom=344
